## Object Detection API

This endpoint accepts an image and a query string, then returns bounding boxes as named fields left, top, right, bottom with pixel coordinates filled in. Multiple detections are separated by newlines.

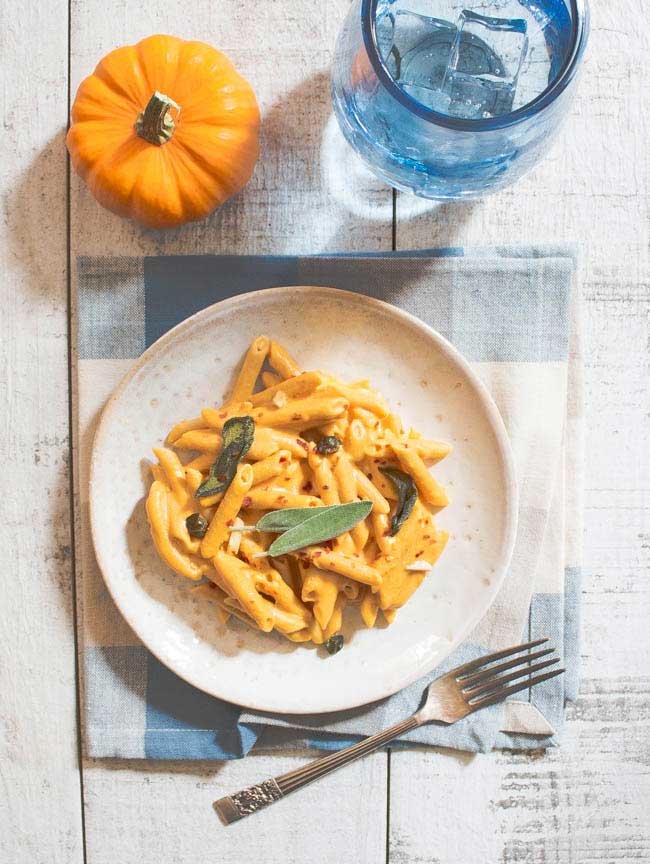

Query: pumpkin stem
left=135, top=92, right=181, bottom=146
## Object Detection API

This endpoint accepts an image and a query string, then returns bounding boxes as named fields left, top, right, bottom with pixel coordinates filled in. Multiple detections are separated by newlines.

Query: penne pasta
left=247, top=427, right=309, bottom=460
left=390, top=441, right=449, bottom=508
left=212, top=551, right=305, bottom=633
left=269, top=340, right=302, bottom=379
left=345, top=418, right=368, bottom=462
left=318, top=417, right=349, bottom=439
left=352, top=464, right=390, bottom=514
left=250, top=371, right=325, bottom=406
left=370, top=511, right=396, bottom=555
left=174, top=429, right=222, bottom=452
left=145, top=335, right=450, bottom=647
left=300, top=563, right=340, bottom=631
left=201, top=462, right=254, bottom=558
left=360, top=586, right=380, bottom=628
left=350, top=406, right=384, bottom=431
left=261, top=370, right=282, bottom=389
left=317, top=382, right=388, bottom=416
left=238, top=537, right=312, bottom=625
left=167, top=417, right=206, bottom=444
left=307, top=452, right=339, bottom=506
left=153, top=446, right=187, bottom=497
left=251, top=396, right=348, bottom=429
left=322, top=593, right=347, bottom=640
left=284, top=618, right=325, bottom=644
left=246, top=486, right=322, bottom=510
left=196, top=489, right=225, bottom=509
left=185, top=452, right=217, bottom=472
left=250, top=449, right=292, bottom=486
left=365, top=437, right=451, bottom=463
left=201, top=402, right=254, bottom=429
left=359, top=458, right=399, bottom=500
left=382, top=413, right=404, bottom=435
left=229, top=335, right=270, bottom=402
left=302, top=547, right=382, bottom=588
left=145, top=480, right=206, bottom=580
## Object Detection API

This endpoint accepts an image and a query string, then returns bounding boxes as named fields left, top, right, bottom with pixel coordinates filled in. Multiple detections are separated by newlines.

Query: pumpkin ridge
left=84, top=136, right=150, bottom=211
left=171, top=133, right=255, bottom=192
left=93, top=45, right=150, bottom=113
left=166, top=142, right=230, bottom=213
left=135, top=34, right=182, bottom=103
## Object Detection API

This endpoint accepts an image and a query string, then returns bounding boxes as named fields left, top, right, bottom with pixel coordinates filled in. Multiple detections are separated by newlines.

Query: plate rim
left=89, top=285, right=519, bottom=714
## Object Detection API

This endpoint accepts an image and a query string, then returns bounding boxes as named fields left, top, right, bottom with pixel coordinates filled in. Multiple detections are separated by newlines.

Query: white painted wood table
left=2, top=1, right=649, bottom=861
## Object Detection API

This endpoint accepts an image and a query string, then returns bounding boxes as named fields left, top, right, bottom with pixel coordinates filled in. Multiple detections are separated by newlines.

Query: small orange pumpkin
left=67, top=34, right=260, bottom=228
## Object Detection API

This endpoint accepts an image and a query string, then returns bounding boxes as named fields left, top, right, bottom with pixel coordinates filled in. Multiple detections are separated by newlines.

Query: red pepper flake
left=383, top=530, right=391, bottom=537
left=279, top=456, right=289, bottom=463
left=367, top=473, right=373, bottom=480
left=208, top=582, right=217, bottom=590
left=296, top=438, right=308, bottom=451
left=242, top=496, right=252, bottom=508
left=225, top=519, right=234, bottom=527
left=302, top=481, right=313, bottom=492
left=219, top=411, right=227, bottom=419
left=415, top=550, right=424, bottom=557
left=322, top=484, right=330, bottom=490
left=423, top=534, right=431, bottom=540
left=312, top=550, right=322, bottom=558
left=292, top=413, right=303, bottom=421
left=278, top=496, right=288, bottom=504
left=322, top=541, right=333, bottom=552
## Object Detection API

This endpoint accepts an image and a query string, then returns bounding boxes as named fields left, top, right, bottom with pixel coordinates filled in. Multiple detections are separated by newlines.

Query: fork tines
left=455, top=639, right=565, bottom=710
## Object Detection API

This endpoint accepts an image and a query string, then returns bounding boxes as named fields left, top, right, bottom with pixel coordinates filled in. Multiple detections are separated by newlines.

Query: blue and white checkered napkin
left=76, top=245, right=582, bottom=759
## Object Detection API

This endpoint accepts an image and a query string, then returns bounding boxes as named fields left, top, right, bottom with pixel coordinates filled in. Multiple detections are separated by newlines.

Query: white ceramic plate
left=90, top=286, right=517, bottom=714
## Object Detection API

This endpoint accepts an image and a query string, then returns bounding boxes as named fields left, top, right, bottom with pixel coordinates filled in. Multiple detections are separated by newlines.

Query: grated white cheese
left=227, top=517, right=244, bottom=554
left=272, top=390, right=287, bottom=408
left=405, top=560, right=433, bottom=572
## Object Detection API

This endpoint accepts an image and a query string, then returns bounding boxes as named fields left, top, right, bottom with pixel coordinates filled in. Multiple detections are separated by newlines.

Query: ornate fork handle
left=214, top=715, right=420, bottom=824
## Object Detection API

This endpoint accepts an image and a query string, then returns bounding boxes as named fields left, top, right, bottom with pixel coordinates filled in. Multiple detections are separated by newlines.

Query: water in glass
left=331, top=0, right=588, bottom=198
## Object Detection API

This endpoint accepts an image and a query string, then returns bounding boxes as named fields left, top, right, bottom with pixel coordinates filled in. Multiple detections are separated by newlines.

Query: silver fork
left=214, top=638, right=563, bottom=824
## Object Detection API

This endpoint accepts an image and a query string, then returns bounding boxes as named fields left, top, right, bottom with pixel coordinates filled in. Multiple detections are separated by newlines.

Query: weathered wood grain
left=69, top=2, right=393, bottom=862
left=0, top=2, right=85, bottom=863
left=4, top=0, right=647, bottom=859
left=83, top=753, right=387, bottom=864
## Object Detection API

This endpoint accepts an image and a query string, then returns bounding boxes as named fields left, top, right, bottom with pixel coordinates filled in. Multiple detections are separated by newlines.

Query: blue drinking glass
left=331, top=0, right=589, bottom=199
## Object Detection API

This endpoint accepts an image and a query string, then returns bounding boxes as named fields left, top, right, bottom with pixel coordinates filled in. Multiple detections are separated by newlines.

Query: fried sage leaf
left=315, top=435, right=341, bottom=455
left=256, top=505, right=340, bottom=533
left=379, top=466, right=417, bottom=535
left=185, top=513, right=208, bottom=538
left=195, top=415, right=254, bottom=498
left=324, top=633, right=344, bottom=655
left=268, top=500, right=373, bottom=556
